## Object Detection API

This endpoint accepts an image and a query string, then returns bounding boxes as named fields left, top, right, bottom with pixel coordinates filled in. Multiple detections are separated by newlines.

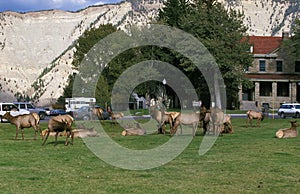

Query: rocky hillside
left=0, top=0, right=299, bottom=106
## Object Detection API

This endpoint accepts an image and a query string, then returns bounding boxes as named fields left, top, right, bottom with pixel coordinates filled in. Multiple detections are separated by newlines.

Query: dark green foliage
left=158, top=0, right=253, bottom=109
left=59, top=24, right=117, bottom=105
left=72, top=24, right=117, bottom=70
left=278, top=19, right=300, bottom=64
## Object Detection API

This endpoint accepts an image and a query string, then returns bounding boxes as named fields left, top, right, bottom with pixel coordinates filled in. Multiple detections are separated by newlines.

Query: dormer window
left=276, top=60, right=283, bottom=72
left=259, top=60, right=266, bottom=72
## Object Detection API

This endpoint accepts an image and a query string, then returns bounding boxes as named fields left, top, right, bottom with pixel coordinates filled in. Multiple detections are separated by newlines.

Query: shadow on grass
left=43, top=140, right=70, bottom=146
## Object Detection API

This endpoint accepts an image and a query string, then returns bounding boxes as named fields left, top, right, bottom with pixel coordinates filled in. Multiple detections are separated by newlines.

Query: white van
left=0, top=102, right=30, bottom=122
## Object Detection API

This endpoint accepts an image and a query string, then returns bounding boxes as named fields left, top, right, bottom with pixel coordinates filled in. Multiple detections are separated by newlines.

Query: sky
left=0, top=0, right=123, bottom=13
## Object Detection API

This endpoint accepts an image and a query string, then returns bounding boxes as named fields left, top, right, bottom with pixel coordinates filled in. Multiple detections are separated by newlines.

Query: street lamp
left=162, top=78, right=166, bottom=103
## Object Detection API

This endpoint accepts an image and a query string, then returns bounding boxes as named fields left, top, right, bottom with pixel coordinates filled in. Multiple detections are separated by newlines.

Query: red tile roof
left=248, top=36, right=283, bottom=55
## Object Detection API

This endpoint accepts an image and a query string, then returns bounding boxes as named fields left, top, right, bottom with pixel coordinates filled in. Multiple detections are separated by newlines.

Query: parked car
left=44, top=107, right=51, bottom=116
left=13, top=102, right=47, bottom=120
left=50, top=109, right=73, bottom=116
left=0, top=102, right=30, bottom=122
left=73, top=106, right=110, bottom=120
left=278, top=103, right=300, bottom=118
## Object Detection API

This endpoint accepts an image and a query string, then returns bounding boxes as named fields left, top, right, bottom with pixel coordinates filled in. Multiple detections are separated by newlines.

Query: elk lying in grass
left=246, top=110, right=264, bottom=127
left=121, top=123, right=146, bottom=136
left=3, top=112, right=40, bottom=140
left=42, top=115, right=74, bottom=146
left=276, top=120, right=299, bottom=138
left=41, top=129, right=63, bottom=137
left=111, top=112, right=124, bottom=125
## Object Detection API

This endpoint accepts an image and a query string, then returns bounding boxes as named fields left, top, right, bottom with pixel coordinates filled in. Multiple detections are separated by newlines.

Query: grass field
left=1, top=117, right=300, bottom=193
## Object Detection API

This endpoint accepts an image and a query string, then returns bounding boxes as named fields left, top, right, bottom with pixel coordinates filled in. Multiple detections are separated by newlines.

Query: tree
left=58, top=24, right=117, bottom=105
left=158, top=0, right=253, bottom=109
left=278, top=19, right=300, bottom=65
left=72, top=24, right=117, bottom=70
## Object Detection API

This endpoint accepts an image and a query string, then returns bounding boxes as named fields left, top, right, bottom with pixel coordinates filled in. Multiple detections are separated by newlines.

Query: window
left=295, top=61, right=300, bottom=72
left=259, top=82, right=272, bottom=96
left=244, top=65, right=249, bottom=72
left=276, top=61, right=283, bottom=72
left=27, top=104, right=34, bottom=109
left=259, top=60, right=266, bottom=71
left=277, top=82, right=289, bottom=97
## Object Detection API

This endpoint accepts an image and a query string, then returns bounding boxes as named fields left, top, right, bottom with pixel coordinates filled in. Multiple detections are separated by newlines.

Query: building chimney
left=282, top=31, right=289, bottom=40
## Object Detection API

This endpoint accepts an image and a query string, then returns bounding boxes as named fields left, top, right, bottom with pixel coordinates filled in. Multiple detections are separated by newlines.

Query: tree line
left=58, top=0, right=300, bottom=109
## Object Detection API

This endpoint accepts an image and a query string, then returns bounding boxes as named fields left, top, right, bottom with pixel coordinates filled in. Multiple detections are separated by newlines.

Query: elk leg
left=64, top=131, right=69, bottom=146
left=34, top=129, right=37, bottom=140
left=15, top=127, right=19, bottom=140
left=33, top=125, right=38, bottom=140
left=21, top=128, right=25, bottom=140
left=70, top=131, right=74, bottom=145
left=42, top=131, right=50, bottom=145
left=54, top=132, right=59, bottom=146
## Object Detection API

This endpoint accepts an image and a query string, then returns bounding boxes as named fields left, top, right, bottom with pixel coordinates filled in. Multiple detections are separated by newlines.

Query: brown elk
left=276, top=120, right=299, bottom=138
left=171, top=112, right=201, bottom=136
left=222, top=114, right=234, bottom=134
left=111, top=112, right=124, bottom=125
left=121, top=123, right=146, bottom=136
left=149, top=104, right=177, bottom=134
left=93, top=107, right=104, bottom=120
left=246, top=110, right=264, bottom=127
left=42, top=114, right=74, bottom=146
left=3, top=112, right=40, bottom=140
left=170, top=106, right=209, bottom=136
left=201, top=108, right=233, bottom=135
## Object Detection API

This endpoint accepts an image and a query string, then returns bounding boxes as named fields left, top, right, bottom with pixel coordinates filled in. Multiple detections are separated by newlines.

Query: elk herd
left=149, top=103, right=233, bottom=136
left=1, top=102, right=299, bottom=146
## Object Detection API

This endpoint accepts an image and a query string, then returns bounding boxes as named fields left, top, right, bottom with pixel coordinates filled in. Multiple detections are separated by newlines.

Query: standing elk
left=276, top=120, right=299, bottom=138
left=171, top=112, right=201, bottom=136
left=42, top=114, right=74, bottom=146
left=222, top=114, right=234, bottom=134
left=201, top=108, right=233, bottom=135
left=246, top=110, right=264, bottom=127
left=93, top=107, right=104, bottom=120
left=171, top=107, right=208, bottom=136
left=3, top=112, right=40, bottom=140
left=149, top=104, right=178, bottom=134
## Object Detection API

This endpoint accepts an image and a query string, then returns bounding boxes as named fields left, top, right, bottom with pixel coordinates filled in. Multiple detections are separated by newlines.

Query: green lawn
left=1, top=118, right=300, bottom=193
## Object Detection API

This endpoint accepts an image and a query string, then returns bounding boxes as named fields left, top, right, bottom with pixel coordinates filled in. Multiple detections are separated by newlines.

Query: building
left=239, top=33, right=300, bottom=110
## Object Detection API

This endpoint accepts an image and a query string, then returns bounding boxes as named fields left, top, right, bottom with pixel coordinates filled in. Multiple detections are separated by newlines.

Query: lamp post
left=162, top=78, right=166, bottom=105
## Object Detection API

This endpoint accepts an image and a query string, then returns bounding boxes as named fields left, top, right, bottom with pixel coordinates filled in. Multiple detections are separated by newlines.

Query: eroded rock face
left=0, top=0, right=298, bottom=105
